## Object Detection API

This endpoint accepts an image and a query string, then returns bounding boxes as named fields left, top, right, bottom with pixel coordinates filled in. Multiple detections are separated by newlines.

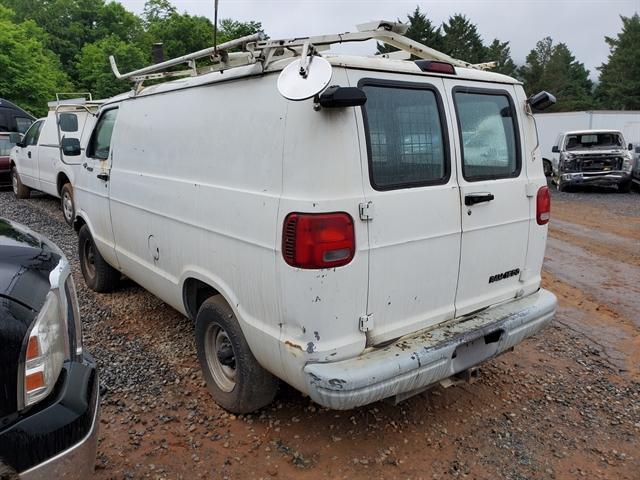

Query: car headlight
left=22, top=292, right=67, bottom=407
left=622, top=154, right=632, bottom=172
left=19, top=258, right=82, bottom=408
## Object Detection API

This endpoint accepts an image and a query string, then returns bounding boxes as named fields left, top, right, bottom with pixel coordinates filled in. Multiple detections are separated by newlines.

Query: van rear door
left=353, top=74, right=462, bottom=345
left=443, top=81, right=531, bottom=316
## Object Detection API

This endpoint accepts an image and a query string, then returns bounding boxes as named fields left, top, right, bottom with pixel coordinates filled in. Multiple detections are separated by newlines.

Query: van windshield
left=565, top=132, right=623, bottom=151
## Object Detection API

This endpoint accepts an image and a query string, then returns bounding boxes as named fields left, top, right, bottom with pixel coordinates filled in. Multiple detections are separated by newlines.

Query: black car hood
left=0, top=218, right=62, bottom=422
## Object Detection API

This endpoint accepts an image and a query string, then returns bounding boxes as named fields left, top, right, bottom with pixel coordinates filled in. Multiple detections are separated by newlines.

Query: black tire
left=78, top=225, right=119, bottom=293
left=195, top=296, right=278, bottom=413
left=618, top=180, right=631, bottom=193
left=60, top=183, right=75, bottom=226
left=11, top=167, right=30, bottom=199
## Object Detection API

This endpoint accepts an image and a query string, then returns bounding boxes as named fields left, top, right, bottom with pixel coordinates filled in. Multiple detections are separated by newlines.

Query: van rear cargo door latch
left=359, top=202, right=374, bottom=221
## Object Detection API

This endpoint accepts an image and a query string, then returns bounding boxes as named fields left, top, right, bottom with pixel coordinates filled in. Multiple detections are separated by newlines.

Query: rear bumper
left=0, top=355, right=99, bottom=478
left=304, top=289, right=556, bottom=410
left=561, top=171, right=630, bottom=186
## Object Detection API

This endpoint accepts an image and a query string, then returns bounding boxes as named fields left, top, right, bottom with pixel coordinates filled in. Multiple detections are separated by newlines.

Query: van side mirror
left=318, top=86, right=367, bottom=108
left=58, top=113, right=78, bottom=132
left=9, top=132, right=22, bottom=144
left=527, top=91, right=556, bottom=111
left=551, top=145, right=560, bottom=153
left=61, top=137, right=81, bottom=156
left=628, top=143, right=633, bottom=151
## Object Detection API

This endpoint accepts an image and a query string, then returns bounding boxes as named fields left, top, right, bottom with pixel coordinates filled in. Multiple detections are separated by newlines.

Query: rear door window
left=453, top=89, right=520, bottom=181
left=361, top=81, right=449, bottom=190
left=87, top=108, right=118, bottom=160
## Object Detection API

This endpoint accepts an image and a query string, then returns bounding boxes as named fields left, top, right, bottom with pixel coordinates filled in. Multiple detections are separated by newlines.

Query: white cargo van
left=11, top=99, right=101, bottom=225
left=73, top=22, right=557, bottom=412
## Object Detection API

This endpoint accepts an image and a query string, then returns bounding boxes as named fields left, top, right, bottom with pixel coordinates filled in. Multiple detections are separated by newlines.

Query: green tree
left=217, top=18, right=264, bottom=44
left=0, top=5, right=71, bottom=116
left=146, top=11, right=214, bottom=59
left=142, top=0, right=175, bottom=25
left=519, top=37, right=593, bottom=111
left=441, top=14, right=487, bottom=64
left=485, top=39, right=517, bottom=76
left=75, top=35, right=147, bottom=99
left=376, top=6, right=442, bottom=54
left=596, top=14, right=640, bottom=110
left=0, top=0, right=144, bottom=77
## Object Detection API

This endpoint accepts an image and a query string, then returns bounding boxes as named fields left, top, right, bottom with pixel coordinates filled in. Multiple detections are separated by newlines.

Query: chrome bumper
left=304, top=289, right=557, bottom=410
left=20, top=399, right=99, bottom=480
left=562, top=171, right=630, bottom=184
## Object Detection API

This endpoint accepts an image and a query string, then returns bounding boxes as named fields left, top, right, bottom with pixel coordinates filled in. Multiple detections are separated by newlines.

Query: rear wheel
left=78, top=225, right=119, bottom=292
left=195, top=296, right=278, bottom=413
left=60, top=183, right=75, bottom=226
left=11, top=168, right=30, bottom=199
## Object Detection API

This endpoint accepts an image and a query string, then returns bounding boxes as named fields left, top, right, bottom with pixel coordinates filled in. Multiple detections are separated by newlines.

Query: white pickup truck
left=70, top=21, right=557, bottom=413
left=11, top=101, right=100, bottom=225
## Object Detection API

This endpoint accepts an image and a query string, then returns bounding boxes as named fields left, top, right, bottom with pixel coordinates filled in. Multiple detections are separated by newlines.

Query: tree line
left=0, top=1, right=638, bottom=116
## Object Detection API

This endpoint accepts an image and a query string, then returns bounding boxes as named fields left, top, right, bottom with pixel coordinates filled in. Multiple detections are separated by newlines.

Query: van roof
left=104, top=53, right=520, bottom=105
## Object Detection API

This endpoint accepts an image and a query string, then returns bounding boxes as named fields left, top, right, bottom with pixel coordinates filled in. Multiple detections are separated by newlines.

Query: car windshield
left=0, top=137, right=15, bottom=156
left=565, top=132, right=623, bottom=151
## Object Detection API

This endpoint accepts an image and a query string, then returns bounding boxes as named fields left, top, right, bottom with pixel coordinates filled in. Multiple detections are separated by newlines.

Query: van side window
left=361, top=82, right=449, bottom=190
left=453, top=89, right=520, bottom=181
left=87, top=109, right=118, bottom=160
left=23, top=120, right=43, bottom=146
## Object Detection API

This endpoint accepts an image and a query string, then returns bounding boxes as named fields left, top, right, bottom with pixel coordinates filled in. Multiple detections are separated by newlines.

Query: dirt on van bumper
left=0, top=185, right=638, bottom=480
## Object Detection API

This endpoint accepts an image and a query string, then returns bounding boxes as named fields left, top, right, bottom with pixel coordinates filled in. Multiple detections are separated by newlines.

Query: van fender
left=178, top=268, right=284, bottom=378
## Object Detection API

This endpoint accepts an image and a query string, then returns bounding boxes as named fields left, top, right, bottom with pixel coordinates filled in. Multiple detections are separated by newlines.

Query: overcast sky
left=120, top=0, right=639, bottom=79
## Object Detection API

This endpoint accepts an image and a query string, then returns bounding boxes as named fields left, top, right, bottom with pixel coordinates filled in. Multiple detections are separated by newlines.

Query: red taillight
left=282, top=213, right=355, bottom=269
left=536, top=186, right=551, bottom=225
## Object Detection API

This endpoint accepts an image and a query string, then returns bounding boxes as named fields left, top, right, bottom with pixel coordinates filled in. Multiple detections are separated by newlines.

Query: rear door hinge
left=359, top=201, right=374, bottom=221
left=525, top=182, right=537, bottom=197
left=359, top=314, right=373, bottom=332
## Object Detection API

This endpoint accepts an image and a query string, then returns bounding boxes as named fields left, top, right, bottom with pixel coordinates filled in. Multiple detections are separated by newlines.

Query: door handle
left=97, top=173, right=109, bottom=181
left=465, top=193, right=495, bottom=206
left=27, top=151, right=31, bottom=158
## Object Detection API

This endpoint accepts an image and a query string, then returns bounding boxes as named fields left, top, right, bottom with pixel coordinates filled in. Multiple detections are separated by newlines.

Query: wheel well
left=183, top=278, right=220, bottom=320
left=57, top=173, right=70, bottom=196
left=73, top=215, right=86, bottom=234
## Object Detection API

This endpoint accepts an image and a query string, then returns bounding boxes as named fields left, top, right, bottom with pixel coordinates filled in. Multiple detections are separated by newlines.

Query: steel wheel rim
left=62, top=191, right=73, bottom=221
left=83, top=238, right=96, bottom=279
left=204, top=323, right=236, bottom=393
left=12, top=172, right=18, bottom=195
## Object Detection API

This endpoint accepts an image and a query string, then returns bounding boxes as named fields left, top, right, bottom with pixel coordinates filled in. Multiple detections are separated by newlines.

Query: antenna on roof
left=213, top=0, right=219, bottom=55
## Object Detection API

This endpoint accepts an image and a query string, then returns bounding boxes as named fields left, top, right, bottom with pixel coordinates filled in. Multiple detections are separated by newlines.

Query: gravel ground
left=0, top=186, right=638, bottom=479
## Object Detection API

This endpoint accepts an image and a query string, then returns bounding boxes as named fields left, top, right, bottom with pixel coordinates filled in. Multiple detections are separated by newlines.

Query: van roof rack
left=110, top=21, right=497, bottom=91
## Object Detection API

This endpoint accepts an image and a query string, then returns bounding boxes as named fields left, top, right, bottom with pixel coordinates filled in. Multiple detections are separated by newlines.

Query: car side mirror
left=9, top=132, right=22, bottom=144
left=551, top=145, right=560, bottom=153
left=527, top=91, right=556, bottom=111
left=61, top=137, right=81, bottom=156
left=318, top=86, right=367, bottom=108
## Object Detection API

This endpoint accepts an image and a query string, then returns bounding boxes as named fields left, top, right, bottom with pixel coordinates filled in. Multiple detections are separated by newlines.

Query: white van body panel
left=75, top=53, right=555, bottom=408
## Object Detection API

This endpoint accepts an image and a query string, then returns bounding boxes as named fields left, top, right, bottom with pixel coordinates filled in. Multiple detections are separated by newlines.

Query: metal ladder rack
left=110, top=21, right=496, bottom=91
